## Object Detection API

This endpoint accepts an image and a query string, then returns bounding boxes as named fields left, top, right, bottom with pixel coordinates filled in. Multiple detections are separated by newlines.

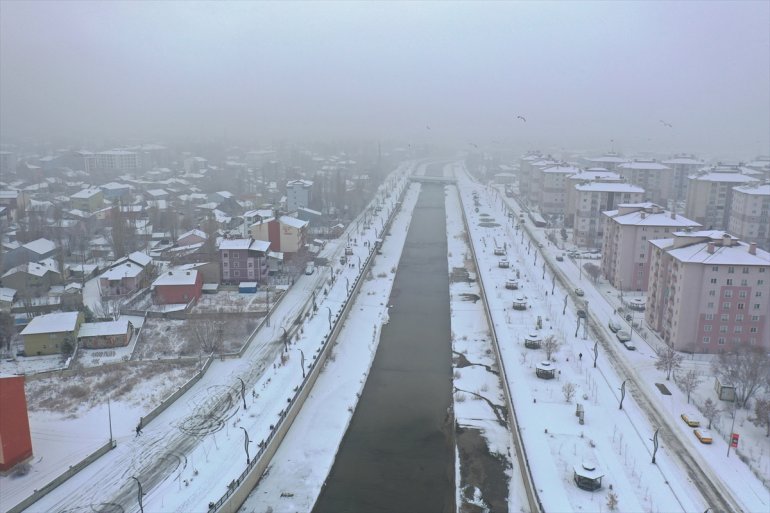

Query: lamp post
left=240, top=427, right=250, bottom=465
left=651, top=428, right=659, bottom=464
left=237, top=377, right=247, bottom=410
left=107, top=397, right=113, bottom=445
left=300, top=349, right=306, bottom=378
left=326, top=306, right=332, bottom=330
left=132, top=477, right=144, bottom=513
left=619, top=380, right=626, bottom=410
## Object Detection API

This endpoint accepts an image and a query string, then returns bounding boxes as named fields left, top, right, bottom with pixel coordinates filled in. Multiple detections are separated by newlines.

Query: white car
left=305, top=263, right=315, bottom=275
left=608, top=320, right=621, bottom=333
left=616, top=330, right=631, bottom=342
left=498, top=259, right=510, bottom=268
left=575, top=288, right=585, bottom=296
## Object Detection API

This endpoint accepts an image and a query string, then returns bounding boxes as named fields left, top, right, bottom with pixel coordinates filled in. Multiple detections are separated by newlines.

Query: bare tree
left=562, top=382, right=576, bottom=403
left=750, top=397, right=770, bottom=437
left=712, top=346, right=769, bottom=408
left=654, top=344, right=683, bottom=381
left=606, top=491, right=619, bottom=511
left=190, top=319, right=223, bottom=355
left=542, top=335, right=562, bottom=360
left=702, top=398, right=721, bottom=429
left=583, top=262, right=601, bottom=284
left=0, top=312, right=15, bottom=352
left=676, top=369, right=703, bottom=404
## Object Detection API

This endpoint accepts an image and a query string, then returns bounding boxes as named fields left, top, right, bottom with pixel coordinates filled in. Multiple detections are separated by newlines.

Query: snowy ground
left=457, top=163, right=768, bottom=513
left=1, top=162, right=414, bottom=513
left=444, top=181, right=524, bottom=513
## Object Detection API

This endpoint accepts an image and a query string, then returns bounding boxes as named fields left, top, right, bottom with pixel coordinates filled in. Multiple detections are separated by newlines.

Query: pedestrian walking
left=135, top=423, right=142, bottom=437
left=579, top=352, right=583, bottom=361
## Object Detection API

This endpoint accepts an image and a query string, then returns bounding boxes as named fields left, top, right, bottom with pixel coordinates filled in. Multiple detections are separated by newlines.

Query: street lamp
left=325, top=306, right=332, bottom=330
left=240, top=427, right=251, bottom=465
left=132, top=477, right=144, bottom=513
left=237, top=377, right=247, bottom=410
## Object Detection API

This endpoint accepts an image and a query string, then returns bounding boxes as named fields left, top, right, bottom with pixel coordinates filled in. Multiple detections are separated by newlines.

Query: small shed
left=524, top=332, right=542, bottom=349
left=574, top=461, right=604, bottom=491
left=78, top=319, right=134, bottom=349
left=536, top=361, right=556, bottom=379
left=239, top=282, right=258, bottom=293
left=512, top=296, right=528, bottom=311
left=202, top=283, right=219, bottom=294
left=714, top=377, right=736, bottom=402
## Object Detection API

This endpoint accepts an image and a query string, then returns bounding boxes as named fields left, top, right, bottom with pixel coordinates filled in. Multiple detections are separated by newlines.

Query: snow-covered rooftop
left=574, top=182, right=645, bottom=193
left=99, top=261, right=144, bottom=280
left=70, top=187, right=101, bottom=199
left=603, top=206, right=700, bottom=227
left=618, top=161, right=670, bottom=171
left=650, top=234, right=770, bottom=265
left=733, top=183, right=770, bottom=196
left=152, top=269, right=199, bottom=287
left=279, top=215, right=309, bottom=229
left=20, top=311, right=80, bottom=335
left=23, top=237, right=56, bottom=255
left=78, top=319, right=132, bottom=338
left=688, top=172, right=759, bottom=183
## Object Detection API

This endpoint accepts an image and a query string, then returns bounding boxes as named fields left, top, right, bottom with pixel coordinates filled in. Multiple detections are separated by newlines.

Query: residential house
left=248, top=215, right=307, bottom=254
left=78, top=319, right=135, bottom=349
left=219, top=238, right=271, bottom=284
left=20, top=311, right=84, bottom=356
left=572, top=183, right=645, bottom=248
left=1, top=237, right=58, bottom=272
left=151, top=269, right=203, bottom=305
left=70, top=187, right=104, bottom=212
left=98, top=251, right=152, bottom=297
left=286, top=179, right=313, bottom=213
left=2, top=259, right=61, bottom=297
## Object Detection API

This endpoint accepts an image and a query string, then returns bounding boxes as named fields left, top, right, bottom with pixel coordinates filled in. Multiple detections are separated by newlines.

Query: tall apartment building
left=728, top=183, right=770, bottom=251
left=95, top=150, right=141, bottom=171
left=661, top=154, right=703, bottom=203
left=517, top=152, right=544, bottom=199
left=565, top=169, right=622, bottom=227
left=646, top=231, right=769, bottom=354
left=572, top=182, right=644, bottom=248
left=684, top=166, right=759, bottom=230
left=617, top=159, right=673, bottom=206
left=218, top=238, right=270, bottom=284
left=286, top=179, right=313, bottom=213
left=601, top=203, right=700, bottom=292
left=581, top=153, right=629, bottom=172
left=534, top=164, right=580, bottom=215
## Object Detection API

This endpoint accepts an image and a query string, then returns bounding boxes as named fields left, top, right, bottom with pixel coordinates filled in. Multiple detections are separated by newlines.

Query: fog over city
left=1, top=1, right=768, bottom=158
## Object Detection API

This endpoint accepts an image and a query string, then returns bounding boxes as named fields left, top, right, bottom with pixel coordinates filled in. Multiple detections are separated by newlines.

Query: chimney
left=707, top=242, right=715, bottom=254
left=749, top=242, right=757, bottom=255
left=671, top=211, right=676, bottom=219
left=641, top=212, right=646, bottom=219
left=722, top=233, right=732, bottom=247
left=168, top=271, right=172, bottom=275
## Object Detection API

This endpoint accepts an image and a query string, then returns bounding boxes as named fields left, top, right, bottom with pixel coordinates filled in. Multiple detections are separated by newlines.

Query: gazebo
left=512, top=296, right=528, bottom=311
left=524, top=332, right=542, bottom=349
left=574, top=461, right=604, bottom=491
left=535, top=361, right=556, bottom=379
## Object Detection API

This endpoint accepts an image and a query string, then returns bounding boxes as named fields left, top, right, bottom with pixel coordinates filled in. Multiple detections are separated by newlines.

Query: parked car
left=575, top=288, right=585, bottom=296
left=505, top=279, right=519, bottom=290
left=694, top=429, right=713, bottom=444
left=576, top=309, right=587, bottom=319
left=494, top=247, right=506, bottom=256
left=622, top=341, right=636, bottom=350
left=498, top=259, right=510, bottom=268
left=681, top=413, right=701, bottom=428
left=616, top=330, right=631, bottom=342
left=345, top=246, right=354, bottom=255
left=340, top=255, right=347, bottom=265
left=305, top=263, right=315, bottom=275
left=608, top=320, right=621, bottom=332
left=555, top=255, right=564, bottom=262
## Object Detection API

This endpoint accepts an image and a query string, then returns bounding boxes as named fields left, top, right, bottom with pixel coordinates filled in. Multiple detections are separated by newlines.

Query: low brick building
left=151, top=269, right=203, bottom=305
left=77, top=319, right=135, bottom=349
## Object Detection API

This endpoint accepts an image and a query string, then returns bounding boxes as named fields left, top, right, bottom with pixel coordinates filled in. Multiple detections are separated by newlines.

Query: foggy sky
left=1, top=1, right=768, bottom=158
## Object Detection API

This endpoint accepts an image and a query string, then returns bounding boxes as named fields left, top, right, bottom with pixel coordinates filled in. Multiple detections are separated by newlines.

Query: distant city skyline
left=1, top=1, right=768, bottom=160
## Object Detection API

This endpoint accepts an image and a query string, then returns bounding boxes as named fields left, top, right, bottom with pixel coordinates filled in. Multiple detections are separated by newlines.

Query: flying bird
left=468, top=142, right=478, bottom=149
left=516, top=115, right=527, bottom=122
left=426, top=125, right=431, bottom=130
left=659, top=120, right=673, bottom=128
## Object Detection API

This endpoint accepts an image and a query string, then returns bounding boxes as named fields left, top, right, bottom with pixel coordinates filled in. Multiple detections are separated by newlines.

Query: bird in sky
left=516, top=115, right=527, bottom=122
left=468, top=142, right=478, bottom=149
left=426, top=124, right=431, bottom=130
left=659, top=120, right=673, bottom=128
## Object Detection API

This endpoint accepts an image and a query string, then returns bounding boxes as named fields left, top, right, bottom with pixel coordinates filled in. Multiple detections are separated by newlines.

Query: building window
left=754, top=303, right=761, bottom=309
left=739, top=291, right=747, bottom=298
left=707, top=302, right=714, bottom=309
left=738, top=303, right=745, bottom=310
left=234, top=270, right=240, bottom=277
left=722, top=302, right=731, bottom=310
left=720, top=314, right=729, bottom=322
left=749, top=337, right=757, bottom=344
left=233, top=252, right=239, bottom=259
left=712, top=266, right=719, bottom=272
left=726, top=279, right=733, bottom=285
left=708, top=290, right=716, bottom=296
left=742, top=267, right=749, bottom=274
left=735, top=326, right=743, bottom=333
left=756, top=291, right=762, bottom=297
left=704, top=325, right=712, bottom=332
left=718, top=337, right=725, bottom=345
left=223, top=262, right=228, bottom=267
left=703, top=336, right=710, bottom=343
left=710, top=278, right=717, bottom=284
left=223, top=252, right=228, bottom=258
left=728, top=266, right=735, bottom=274
left=759, top=280, right=765, bottom=285
left=736, top=314, right=743, bottom=321
left=719, top=326, right=728, bottom=333
left=751, top=315, right=759, bottom=321
left=705, top=314, right=714, bottom=320
left=733, top=337, right=741, bottom=344
left=724, top=290, right=733, bottom=298
left=741, top=280, right=748, bottom=286
left=750, top=327, right=758, bottom=333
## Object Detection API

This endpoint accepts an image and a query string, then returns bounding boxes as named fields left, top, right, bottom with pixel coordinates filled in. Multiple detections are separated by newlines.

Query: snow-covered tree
left=562, top=382, right=576, bottom=403
left=712, top=346, right=769, bottom=408
left=750, top=397, right=770, bottom=437
left=542, top=335, right=562, bottom=360
left=702, top=398, right=721, bottom=429
left=654, top=344, right=683, bottom=381
left=676, top=369, right=703, bottom=404
left=606, top=491, right=619, bottom=511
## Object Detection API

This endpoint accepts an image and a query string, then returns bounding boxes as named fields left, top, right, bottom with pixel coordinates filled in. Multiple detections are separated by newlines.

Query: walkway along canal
left=313, top=179, right=455, bottom=513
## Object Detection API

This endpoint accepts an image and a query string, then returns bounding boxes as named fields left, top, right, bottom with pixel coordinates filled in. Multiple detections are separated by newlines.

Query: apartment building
left=94, top=150, right=141, bottom=171
left=661, top=154, right=703, bottom=203
left=565, top=169, right=622, bottom=227
left=601, top=203, right=700, bottom=292
left=684, top=166, right=759, bottom=230
left=581, top=153, right=629, bottom=172
left=218, top=238, right=271, bottom=284
left=617, top=159, right=672, bottom=206
left=728, top=182, right=770, bottom=251
left=286, top=179, right=313, bottom=213
left=534, top=164, right=580, bottom=215
left=646, top=231, right=769, bottom=354
left=572, top=182, right=644, bottom=248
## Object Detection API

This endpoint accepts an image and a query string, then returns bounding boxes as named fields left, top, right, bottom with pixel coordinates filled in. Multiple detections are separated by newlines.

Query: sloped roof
left=21, top=311, right=80, bottom=335
left=23, top=238, right=56, bottom=255
left=152, top=269, right=199, bottom=287
left=78, top=319, right=132, bottom=338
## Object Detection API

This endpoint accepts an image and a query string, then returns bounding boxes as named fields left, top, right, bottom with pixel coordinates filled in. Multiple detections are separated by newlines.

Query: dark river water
left=313, top=179, right=454, bottom=513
